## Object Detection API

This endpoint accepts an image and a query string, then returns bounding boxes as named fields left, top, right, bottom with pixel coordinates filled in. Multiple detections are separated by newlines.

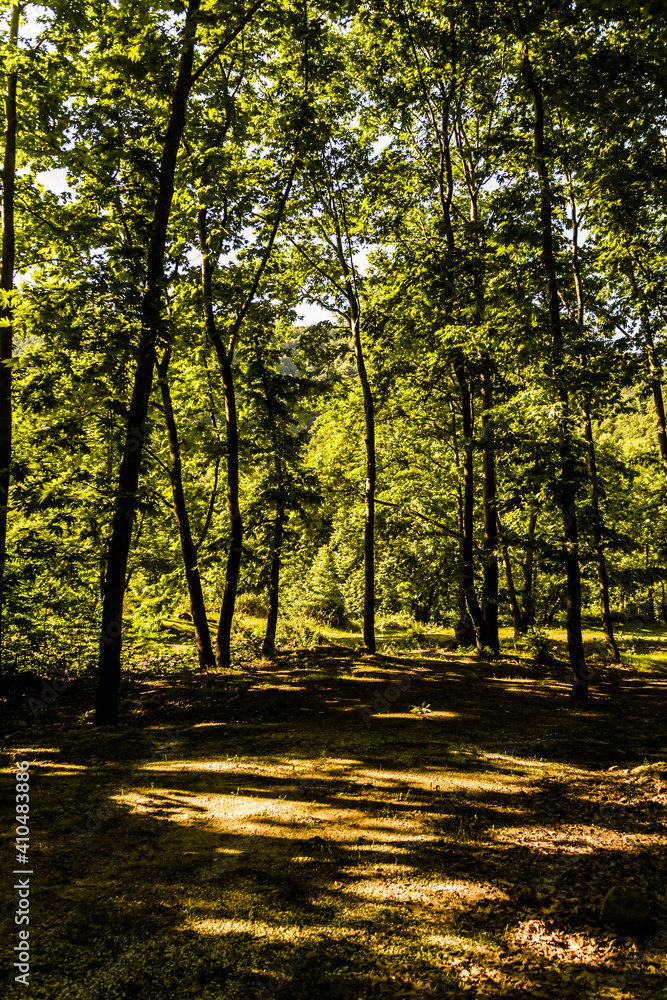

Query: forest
left=1, top=2, right=667, bottom=999
left=0, top=0, right=666, bottom=715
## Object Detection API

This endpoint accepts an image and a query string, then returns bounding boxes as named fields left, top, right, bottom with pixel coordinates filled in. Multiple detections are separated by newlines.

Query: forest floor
left=1, top=623, right=667, bottom=999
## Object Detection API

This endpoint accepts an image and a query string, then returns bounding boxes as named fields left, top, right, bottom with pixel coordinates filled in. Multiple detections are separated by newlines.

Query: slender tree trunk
left=95, top=0, right=201, bottom=725
left=582, top=404, right=620, bottom=661
left=404, top=34, right=476, bottom=651
left=157, top=352, right=215, bottom=669
left=644, top=322, right=667, bottom=477
left=481, top=355, right=499, bottom=655
left=521, top=508, right=537, bottom=631
left=261, top=479, right=286, bottom=659
left=450, top=402, right=472, bottom=641
left=453, top=355, right=486, bottom=651
left=628, top=272, right=667, bottom=477
left=197, top=208, right=242, bottom=670
left=496, top=515, right=522, bottom=637
left=562, top=154, right=621, bottom=665
left=521, top=43, right=588, bottom=701
left=0, top=3, right=19, bottom=691
left=326, top=193, right=376, bottom=653
left=194, top=35, right=306, bottom=666
left=256, top=348, right=286, bottom=659
left=351, top=310, right=376, bottom=653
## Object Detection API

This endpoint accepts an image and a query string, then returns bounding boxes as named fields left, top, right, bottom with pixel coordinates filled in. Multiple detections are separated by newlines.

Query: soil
left=1, top=642, right=666, bottom=999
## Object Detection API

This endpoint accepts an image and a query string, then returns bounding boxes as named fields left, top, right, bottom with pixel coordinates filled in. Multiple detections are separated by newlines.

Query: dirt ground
left=1, top=637, right=666, bottom=999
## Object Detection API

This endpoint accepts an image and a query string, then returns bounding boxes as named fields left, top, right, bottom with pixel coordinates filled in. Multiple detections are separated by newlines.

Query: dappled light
left=2, top=633, right=667, bottom=998
left=2, top=7, right=667, bottom=997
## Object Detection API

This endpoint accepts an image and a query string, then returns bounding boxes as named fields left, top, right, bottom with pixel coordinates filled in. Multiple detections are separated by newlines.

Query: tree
left=194, top=0, right=311, bottom=667
left=513, top=11, right=589, bottom=700
left=288, top=131, right=378, bottom=652
left=0, top=1, right=18, bottom=689
left=155, top=343, right=216, bottom=669
left=96, top=0, right=207, bottom=724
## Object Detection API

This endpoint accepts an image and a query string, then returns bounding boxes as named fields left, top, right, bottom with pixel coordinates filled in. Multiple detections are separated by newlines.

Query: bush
left=278, top=616, right=325, bottom=648
left=235, top=593, right=269, bottom=617
left=525, top=625, right=553, bottom=665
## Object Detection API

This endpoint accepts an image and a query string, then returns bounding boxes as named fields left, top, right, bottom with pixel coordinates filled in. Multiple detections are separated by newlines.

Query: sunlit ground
left=1, top=624, right=666, bottom=998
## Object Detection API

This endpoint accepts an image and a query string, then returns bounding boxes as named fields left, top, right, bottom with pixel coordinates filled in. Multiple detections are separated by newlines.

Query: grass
left=1, top=622, right=667, bottom=998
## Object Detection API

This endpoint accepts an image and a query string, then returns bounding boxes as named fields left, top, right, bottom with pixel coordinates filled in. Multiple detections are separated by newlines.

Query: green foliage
left=289, top=547, right=348, bottom=626
left=3, top=0, right=667, bottom=684
left=277, top=616, right=325, bottom=649
left=525, top=626, right=554, bottom=666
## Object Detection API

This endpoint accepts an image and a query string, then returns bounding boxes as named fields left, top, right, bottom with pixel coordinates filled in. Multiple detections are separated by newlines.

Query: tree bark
left=351, top=310, right=376, bottom=653
left=256, top=352, right=287, bottom=659
left=496, top=515, right=522, bottom=637
left=94, top=0, right=201, bottom=724
left=562, top=152, right=621, bottom=665
left=583, top=403, right=620, bottom=661
left=261, top=474, right=286, bottom=659
left=628, top=271, right=667, bottom=478
left=520, top=508, right=537, bottom=631
left=520, top=43, right=588, bottom=702
left=450, top=402, right=473, bottom=642
left=327, top=194, right=376, bottom=653
left=481, top=354, right=499, bottom=655
left=453, top=355, right=486, bottom=651
left=0, top=3, right=18, bottom=691
left=156, top=351, right=215, bottom=669
left=197, top=207, right=242, bottom=670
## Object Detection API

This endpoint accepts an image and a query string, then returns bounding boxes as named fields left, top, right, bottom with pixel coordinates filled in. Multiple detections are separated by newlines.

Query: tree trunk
left=256, top=346, right=287, bottom=660
left=0, top=3, right=18, bottom=691
left=326, top=193, right=376, bottom=654
left=583, top=403, right=620, bottom=661
left=351, top=310, right=376, bottom=653
left=95, top=0, right=201, bottom=725
left=520, top=509, right=537, bottom=632
left=450, top=402, right=473, bottom=643
left=195, top=45, right=306, bottom=666
left=197, top=207, right=242, bottom=670
left=261, top=482, right=286, bottom=659
left=521, top=43, right=588, bottom=702
left=644, top=323, right=667, bottom=478
left=497, top=515, right=522, bottom=637
left=157, top=352, right=215, bottom=669
left=562, top=147, right=620, bottom=665
left=481, top=354, right=499, bottom=655
left=453, top=355, right=486, bottom=651
left=628, top=272, right=667, bottom=478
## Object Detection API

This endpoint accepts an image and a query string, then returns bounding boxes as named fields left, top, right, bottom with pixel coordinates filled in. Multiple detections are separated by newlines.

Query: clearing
left=1, top=623, right=666, bottom=999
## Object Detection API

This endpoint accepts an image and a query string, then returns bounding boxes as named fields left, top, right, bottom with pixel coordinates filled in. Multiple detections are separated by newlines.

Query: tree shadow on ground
left=1, top=643, right=666, bottom=998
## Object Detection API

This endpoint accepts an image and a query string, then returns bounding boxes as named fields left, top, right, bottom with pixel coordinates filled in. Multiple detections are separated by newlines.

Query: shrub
left=235, top=593, right=269, bottom=617
left=525, top=625, right=553, bottom=665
